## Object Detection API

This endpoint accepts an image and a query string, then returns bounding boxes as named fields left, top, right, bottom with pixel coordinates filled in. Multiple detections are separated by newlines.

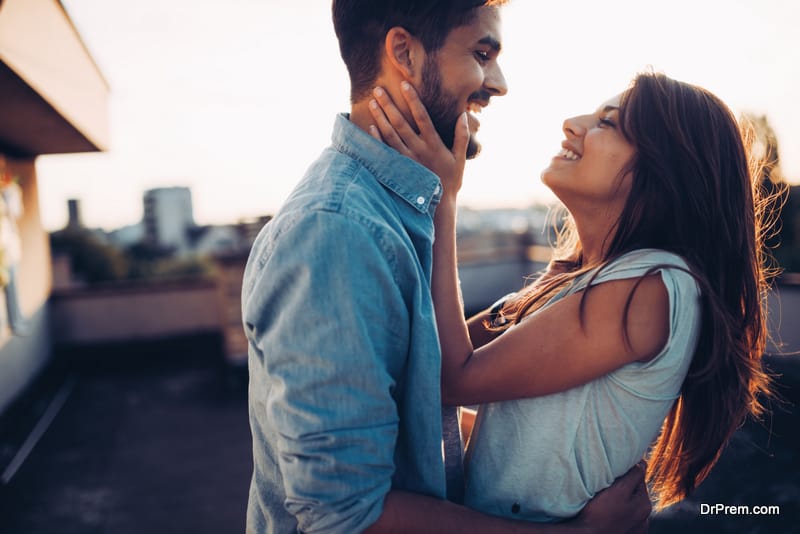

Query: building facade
left=143, top=187, right=195, bottom=255
left=0, top=0, right=109, bottom=414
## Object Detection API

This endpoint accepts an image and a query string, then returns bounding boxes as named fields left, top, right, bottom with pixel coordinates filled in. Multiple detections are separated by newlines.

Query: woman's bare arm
left=369, top=84, right=669, bottom=407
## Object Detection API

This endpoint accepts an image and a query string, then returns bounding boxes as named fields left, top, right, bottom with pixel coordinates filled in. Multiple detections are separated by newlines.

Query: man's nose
left=485, top=62, right=508, bottom=97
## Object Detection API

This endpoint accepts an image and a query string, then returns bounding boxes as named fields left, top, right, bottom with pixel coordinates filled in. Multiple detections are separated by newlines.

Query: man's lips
left=467, top=100, right=488, bottom=113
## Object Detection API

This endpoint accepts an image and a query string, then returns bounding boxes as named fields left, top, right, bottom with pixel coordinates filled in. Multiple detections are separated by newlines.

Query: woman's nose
left=563, top=116, right=586, bottom=138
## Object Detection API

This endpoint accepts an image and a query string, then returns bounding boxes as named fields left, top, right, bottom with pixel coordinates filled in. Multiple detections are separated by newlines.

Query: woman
left=368, top=71, right=774, bottom=522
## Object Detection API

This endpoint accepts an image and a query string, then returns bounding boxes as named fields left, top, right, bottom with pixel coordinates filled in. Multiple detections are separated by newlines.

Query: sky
left=36, top=0, right=800, bottom=232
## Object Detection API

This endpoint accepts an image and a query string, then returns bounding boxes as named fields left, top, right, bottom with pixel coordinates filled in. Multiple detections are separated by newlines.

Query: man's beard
left=419, top=56, right=481, bottom=159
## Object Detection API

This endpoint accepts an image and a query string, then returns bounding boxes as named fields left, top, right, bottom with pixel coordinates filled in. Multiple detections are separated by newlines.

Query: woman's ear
left=384, top=26, right=425, bottom=80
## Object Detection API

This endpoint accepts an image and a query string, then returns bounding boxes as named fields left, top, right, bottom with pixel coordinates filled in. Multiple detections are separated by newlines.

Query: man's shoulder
left=286, top=146, right=384, bottom=207
left=254, top=159, right=399, bottom=253
left=276, top=149, right=400, bottom=234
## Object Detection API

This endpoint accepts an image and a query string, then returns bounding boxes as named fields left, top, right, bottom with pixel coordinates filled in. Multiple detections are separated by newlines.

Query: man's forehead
left=446, top=7, right=503, bottom=49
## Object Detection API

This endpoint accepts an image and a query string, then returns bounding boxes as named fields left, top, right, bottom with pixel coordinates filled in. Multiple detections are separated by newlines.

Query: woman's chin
left=540, top=168, right=555, bottom=187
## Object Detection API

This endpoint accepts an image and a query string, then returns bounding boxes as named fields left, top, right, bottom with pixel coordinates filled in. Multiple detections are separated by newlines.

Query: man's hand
left=575, top=464, right=651, bottom=534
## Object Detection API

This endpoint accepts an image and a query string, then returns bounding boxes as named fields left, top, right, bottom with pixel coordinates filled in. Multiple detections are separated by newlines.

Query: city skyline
left=36, top=0, right=800, bottom=231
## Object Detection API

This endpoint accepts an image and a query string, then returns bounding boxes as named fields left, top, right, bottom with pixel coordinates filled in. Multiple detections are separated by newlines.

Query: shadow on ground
left=0, top=334, right=251, bottom=534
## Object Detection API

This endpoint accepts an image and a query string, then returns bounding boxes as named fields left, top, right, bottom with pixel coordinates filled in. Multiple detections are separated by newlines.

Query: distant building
left=0, top=0, right=109, bottom=415
left=457, top=205, right=551, bottom=243
left=107, top=222, right=145, bottom=249
left=60, top=197, right=107, bottom=241
left=66, top=198, right=83, bottom=229
left=236, top=215, right=272, bottom=247
left=143, top=187, right=195, bottom=255
left=188, top=224, right=242, bottom=257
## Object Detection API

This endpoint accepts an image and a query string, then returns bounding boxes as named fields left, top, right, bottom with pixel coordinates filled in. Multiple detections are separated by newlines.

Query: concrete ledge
left=50, top=279, right=223, bottom=345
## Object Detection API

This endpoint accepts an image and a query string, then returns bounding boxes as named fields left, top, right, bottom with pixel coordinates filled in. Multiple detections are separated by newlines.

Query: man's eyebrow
left=478, top=36, right=501, bottom=52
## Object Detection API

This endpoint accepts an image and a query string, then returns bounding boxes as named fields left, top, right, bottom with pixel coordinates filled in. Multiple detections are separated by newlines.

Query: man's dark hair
left=332, top=0, right=506, bottom=102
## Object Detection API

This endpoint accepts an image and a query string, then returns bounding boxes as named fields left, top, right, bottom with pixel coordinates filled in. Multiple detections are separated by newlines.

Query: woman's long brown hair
left=501, top=71, right=776, bottom=509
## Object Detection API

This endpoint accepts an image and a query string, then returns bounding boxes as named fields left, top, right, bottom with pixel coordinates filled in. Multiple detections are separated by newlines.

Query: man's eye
left=474, top=50, right=489, bottom=62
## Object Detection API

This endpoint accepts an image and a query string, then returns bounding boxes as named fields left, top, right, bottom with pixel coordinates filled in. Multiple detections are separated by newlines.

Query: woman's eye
left=598, top=117, right=616, bottom=128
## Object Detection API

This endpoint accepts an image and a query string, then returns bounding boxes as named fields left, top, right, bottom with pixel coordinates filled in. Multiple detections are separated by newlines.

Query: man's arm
left=245, top=211, right=409, bottom=533
left=365, top=465, right=651, bottom=533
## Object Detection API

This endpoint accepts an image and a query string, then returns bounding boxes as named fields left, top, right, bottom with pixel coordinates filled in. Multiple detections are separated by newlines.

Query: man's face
left=417, top=6, right=507, bottom=159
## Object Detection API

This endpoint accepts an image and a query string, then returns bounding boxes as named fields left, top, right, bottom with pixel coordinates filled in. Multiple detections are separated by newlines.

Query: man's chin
left=466, top=137, right=481, bottom=160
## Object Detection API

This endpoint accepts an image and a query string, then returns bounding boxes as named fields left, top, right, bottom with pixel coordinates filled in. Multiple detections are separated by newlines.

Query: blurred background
left=0, top=0, right=798, bottom=532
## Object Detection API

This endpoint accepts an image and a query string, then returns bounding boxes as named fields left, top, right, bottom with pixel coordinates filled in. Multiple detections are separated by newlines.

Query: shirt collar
left=331, top=113, right=442, bottom=213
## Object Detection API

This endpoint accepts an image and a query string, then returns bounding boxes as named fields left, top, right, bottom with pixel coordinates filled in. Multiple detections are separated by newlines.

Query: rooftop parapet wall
left=50, top=279, right=223, bottom=346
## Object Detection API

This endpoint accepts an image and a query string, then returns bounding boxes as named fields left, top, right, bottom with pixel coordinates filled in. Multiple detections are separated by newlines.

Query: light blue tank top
left=463, top=249, right=701, bottom=522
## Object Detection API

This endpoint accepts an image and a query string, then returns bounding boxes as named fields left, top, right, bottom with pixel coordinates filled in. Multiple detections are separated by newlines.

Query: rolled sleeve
left=244, top=210, right=409, bottom=533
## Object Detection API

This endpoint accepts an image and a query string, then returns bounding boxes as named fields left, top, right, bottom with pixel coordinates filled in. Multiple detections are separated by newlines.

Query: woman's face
left=541, top=93, right=636, bottom=217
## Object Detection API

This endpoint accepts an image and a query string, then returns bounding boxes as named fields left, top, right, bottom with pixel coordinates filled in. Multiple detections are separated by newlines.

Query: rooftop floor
left=0, top=336, right=798, bottom=533
left=0, top=335, right=252, bottom=534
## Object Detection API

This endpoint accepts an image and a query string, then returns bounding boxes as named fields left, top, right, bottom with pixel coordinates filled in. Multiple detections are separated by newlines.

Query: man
left=242, top=1, right=651, bottom=532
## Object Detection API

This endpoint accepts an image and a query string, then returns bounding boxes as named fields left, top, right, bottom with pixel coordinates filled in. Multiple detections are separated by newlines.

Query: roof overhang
left=0, top=0, right=110, bottom=156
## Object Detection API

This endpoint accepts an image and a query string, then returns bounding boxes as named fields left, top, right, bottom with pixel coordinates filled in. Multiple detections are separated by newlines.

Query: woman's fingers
left=399, top=81, right=438, bottom=141
left=452, top=112, right=469, bottom=162
left=367, top=83, right=465, bottom=195
left=399, top=81, right=467, bottom=165
left=368, top=124, right=383, bottom=142
left=368, top=96, right=411, bottom=156
left=372, top=86, right=425, bottom=153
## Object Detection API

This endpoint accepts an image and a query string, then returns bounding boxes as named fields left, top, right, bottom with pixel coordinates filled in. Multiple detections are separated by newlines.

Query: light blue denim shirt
left=243, top=114, right=447, bottom=533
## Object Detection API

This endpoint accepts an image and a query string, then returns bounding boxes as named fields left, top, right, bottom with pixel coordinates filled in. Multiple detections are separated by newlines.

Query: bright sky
left=37, top=0, right=800, bottom=231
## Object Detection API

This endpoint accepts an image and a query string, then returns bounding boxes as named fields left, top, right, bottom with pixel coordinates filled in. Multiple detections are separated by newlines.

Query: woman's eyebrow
left=601, top=105, right=620, bottom=113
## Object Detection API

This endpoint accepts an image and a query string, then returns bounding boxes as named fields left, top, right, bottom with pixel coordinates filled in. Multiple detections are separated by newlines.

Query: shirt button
left=434, top=185, right=441, bottom=195
left=416, top=196, right=426, bottom=205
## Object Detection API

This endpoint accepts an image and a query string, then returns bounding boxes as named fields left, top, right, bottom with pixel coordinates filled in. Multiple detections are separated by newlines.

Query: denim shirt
left=243, top=114, right=446, bottom=533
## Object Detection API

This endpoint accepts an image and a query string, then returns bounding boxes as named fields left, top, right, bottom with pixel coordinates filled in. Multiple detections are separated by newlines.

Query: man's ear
left=384, top=26, right=425, bottom=80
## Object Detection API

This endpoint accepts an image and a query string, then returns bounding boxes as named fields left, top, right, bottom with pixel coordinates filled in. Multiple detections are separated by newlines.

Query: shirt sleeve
left=243, top=210, right=410, bottom=534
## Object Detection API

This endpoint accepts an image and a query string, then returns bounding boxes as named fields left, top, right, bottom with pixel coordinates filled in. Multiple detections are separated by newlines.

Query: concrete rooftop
left=0, top=336, right=798, bottom=533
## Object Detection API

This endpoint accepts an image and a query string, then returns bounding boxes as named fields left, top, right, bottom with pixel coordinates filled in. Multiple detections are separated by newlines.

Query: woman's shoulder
left=610, top=248, right=690, bottom=270
left=588, top=248, right=693, bottom=285
left=561, top=249, right=700, bottom=308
